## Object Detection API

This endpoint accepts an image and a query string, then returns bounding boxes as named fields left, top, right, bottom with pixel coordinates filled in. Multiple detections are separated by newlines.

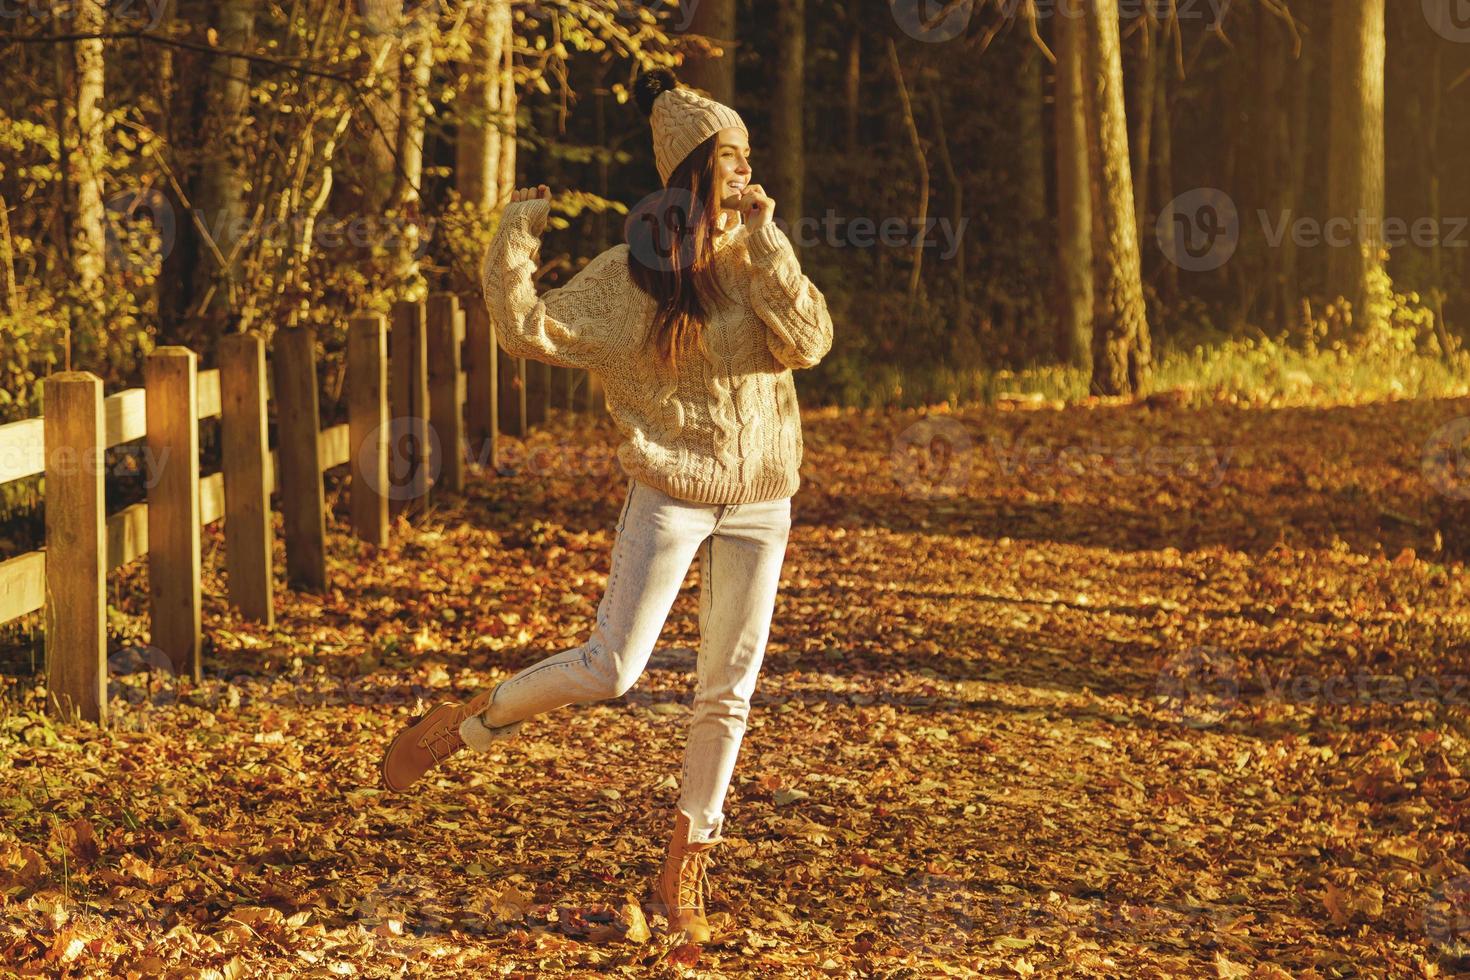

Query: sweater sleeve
left=480, top=196, right=627, bottom=371
left=746, top=221, right=834, bottom=371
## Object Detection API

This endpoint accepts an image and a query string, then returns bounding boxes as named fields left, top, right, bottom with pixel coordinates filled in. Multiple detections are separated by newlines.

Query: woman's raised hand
left=510, top=184, right=551, bottom=204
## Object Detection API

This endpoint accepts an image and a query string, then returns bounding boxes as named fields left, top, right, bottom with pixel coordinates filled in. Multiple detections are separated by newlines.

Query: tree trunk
left=391, top=30, right=435, bottom=289
left=1258, top=5, right=1301, bottom=333
left=885, top=39, right=927, bottom=340
left=1084, top=0, right=1151, bottom=397
left=191, top=0, right=258, bottom=329
left=682, top=0, right=736, bottom=104
left=926, top=84, right=967, bottom=338
left=1152, top=43, right=1177, bottom=306
left=497, top=14, right=518, bottom=205
left=1129, top=17, right=1157, bottom=251
left=0, top=192, right=16, bottom=315
left=359, top=0, right=403, bottom=214
left=1284, top=32, right=1310, bottom=332
left=771, top=0, right=805, bottom=231
left=1055, top=0, right=1093, bottom=370
left=56, top=0, right=107, bottom=295
left=1018, top=43, right=1047, bottom=234
left=1325, top=0, right=1386, bottom=335
left=455, top=0, right=510, bottom=215
left=844, top=21, right=860, bottom=155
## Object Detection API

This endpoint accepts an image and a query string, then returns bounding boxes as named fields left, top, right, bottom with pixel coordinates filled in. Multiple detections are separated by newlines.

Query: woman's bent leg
left=677, top=495, right=793, bottom=843
left=479, top=479, right=717, bottom=728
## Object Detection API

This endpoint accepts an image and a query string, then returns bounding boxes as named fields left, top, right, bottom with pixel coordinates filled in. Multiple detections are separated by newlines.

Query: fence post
left=526, top=360, right=550, bottom=428
left=463, top=300, right=498, bottom=471
left=218, top=332, right=275, bottom=625
left=43, top=372, right=108, bottom=723
left=348, top=314, right=389, bottom=546
left=587, top=372, right=606, bottom=416
left=427, top=292, right=464, bottom=495
left=390, top=299, right=431, bottom=513
left=145, top=347, right=203, bottom=681
left=274, top=326, right=327, bottom=592
left=499, top=353, right=526, bottom=437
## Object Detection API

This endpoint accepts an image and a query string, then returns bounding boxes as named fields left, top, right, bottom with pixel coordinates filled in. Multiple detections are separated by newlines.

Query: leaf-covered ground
left=3, top=393, right=1470, bottom=978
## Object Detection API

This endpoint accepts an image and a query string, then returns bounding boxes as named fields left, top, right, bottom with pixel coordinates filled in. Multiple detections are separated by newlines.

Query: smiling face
left=713, top=126, right=753, bottom=222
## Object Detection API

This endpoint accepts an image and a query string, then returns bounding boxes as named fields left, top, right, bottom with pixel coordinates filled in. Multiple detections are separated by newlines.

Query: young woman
left=380, top=67, right=833, bottom=943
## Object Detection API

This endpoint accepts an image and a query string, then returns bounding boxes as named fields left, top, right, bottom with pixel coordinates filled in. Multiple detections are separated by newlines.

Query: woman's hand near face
left=737, top=184, right=774, bottom=231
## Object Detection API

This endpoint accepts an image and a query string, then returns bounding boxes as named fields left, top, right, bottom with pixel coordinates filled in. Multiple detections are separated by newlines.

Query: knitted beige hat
left=634, top=68, right=747, bottom=186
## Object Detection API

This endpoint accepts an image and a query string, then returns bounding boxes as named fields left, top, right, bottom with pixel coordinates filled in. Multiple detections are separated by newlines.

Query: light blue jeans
left=470, top=476, right=793, bottom=844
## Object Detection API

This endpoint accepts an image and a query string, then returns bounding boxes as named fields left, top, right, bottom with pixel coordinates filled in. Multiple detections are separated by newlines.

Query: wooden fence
left=0, top=294, right=603, bottom=724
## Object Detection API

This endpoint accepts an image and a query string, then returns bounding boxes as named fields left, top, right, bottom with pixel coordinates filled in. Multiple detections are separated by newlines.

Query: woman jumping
left=380, top=67, right=834, bottom=943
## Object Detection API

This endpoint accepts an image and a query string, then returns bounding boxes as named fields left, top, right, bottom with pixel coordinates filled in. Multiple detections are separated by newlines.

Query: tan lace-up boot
left=647, top=808, right=724, bottom=943
left=379, top=685, right=520, bottom=792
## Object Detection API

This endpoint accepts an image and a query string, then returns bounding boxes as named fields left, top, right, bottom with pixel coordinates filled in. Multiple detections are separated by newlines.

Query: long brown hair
left=624, top=135, right=733, bottom=373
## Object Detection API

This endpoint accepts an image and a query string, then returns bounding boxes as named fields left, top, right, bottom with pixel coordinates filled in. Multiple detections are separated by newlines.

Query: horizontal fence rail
left=0, top=293, right=606, bottom=723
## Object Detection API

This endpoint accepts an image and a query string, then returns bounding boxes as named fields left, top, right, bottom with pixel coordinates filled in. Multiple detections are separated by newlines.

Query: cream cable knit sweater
left=480, top=196, right=834, bottom=505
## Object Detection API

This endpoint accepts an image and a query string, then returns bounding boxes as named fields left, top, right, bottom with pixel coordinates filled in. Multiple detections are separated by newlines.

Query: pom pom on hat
left=634, top=67, right=678, bottom=118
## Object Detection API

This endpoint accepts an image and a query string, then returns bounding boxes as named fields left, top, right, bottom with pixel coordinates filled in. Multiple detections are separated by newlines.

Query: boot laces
left=419, top=708, right=466, bottom=759
left=676, top=849, right=713, bottom=912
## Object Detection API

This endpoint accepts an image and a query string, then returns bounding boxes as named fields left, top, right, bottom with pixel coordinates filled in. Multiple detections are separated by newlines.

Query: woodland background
left=3, top=0, right=1470, bottom=420
left=5, top=2, right=1470, bottom=975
